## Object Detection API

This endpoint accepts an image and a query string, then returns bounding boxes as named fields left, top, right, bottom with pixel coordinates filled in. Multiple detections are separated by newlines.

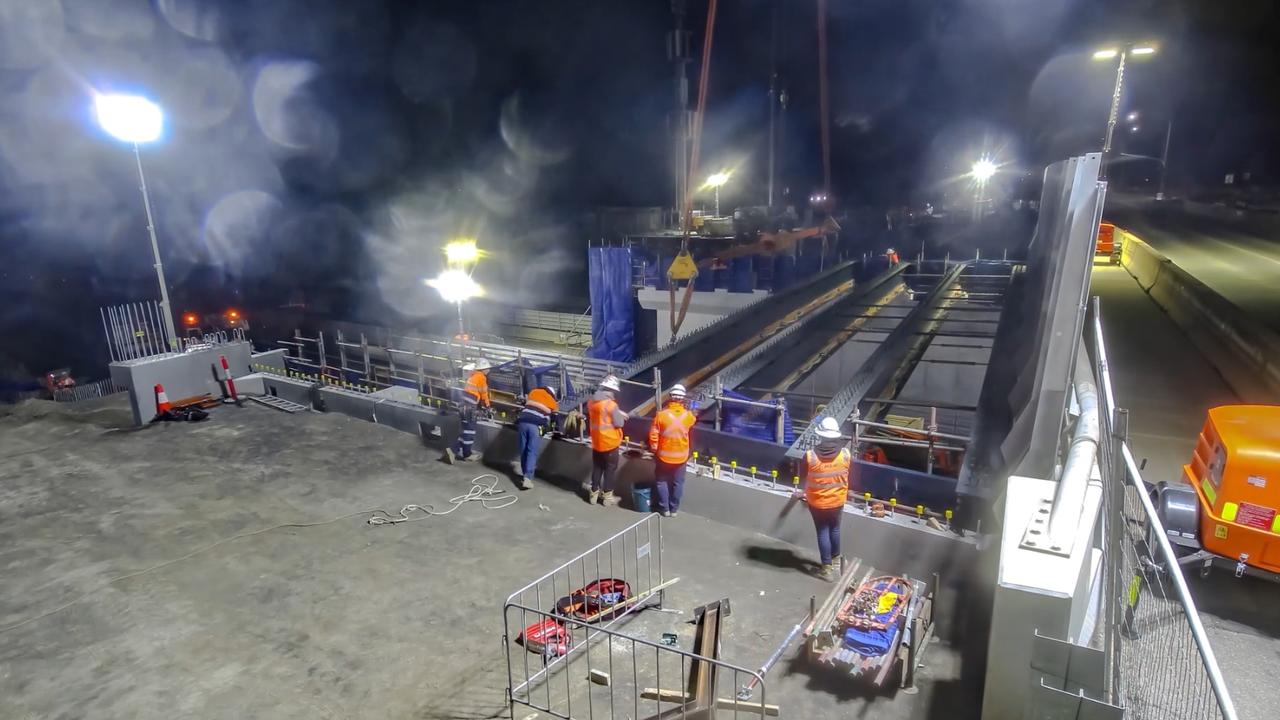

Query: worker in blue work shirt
left=445, top=359, right=491, bottom=464
left=515, top=384, right=559, bottom=490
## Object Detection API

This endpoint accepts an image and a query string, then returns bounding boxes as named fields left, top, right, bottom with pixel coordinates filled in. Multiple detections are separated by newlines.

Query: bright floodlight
left=1092, top=49, right=1119, bottom=60
left=704, top=171, right=731, bottom=189
left=444, top=239, right=480, bottom=265
left=94, top=93, right=163, bottom=144
left=426, top=269, right=483, bottom=304
left=970, top=158, right=997, bottom=183
left=1127, top=111, right=1139, bottom=121
left=1131, top=46, right=1156, bottom=55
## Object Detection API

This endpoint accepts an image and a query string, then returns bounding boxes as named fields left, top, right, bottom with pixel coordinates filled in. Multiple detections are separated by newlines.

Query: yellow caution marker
left=793, top=475, right=800, bottom=487
left=916, top=504, right=925, bottom=518
left=890, top=498, right=897, bottom=514
left=945, top=509, right=954, bottom=526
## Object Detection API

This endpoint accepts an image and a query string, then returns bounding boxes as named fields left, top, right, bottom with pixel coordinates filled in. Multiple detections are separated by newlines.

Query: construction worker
left=587, top=375, right=630, bottom=506
left=886, top=247, right=900, bottom=265
left=514, top=383, right=558, bottom=489
left=648, top=383, right=695, bottom=517
left=444, top=359, right=491, bottom=464
left=794, top=417, right=851, bottom=581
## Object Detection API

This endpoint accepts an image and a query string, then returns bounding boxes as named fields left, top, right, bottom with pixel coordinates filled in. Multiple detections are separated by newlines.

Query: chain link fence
left=1091, top=299, right=1238, bottom=720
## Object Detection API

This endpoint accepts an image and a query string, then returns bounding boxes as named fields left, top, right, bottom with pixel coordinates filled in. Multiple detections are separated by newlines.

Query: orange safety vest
left=519, top=388, right=558, bottom=425
left=589, top=396, right=624, bottom=452
left=861, top=445, right=887, bottom=465
left=649, top=403, right=695, bottom=465
left=463, top=371, right=490, bottom=406
left=805, top=448, right=851, bottom=509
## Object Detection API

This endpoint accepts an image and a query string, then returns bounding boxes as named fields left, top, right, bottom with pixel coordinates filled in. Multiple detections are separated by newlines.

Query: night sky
left=1, top=0, right=1277, bottom=379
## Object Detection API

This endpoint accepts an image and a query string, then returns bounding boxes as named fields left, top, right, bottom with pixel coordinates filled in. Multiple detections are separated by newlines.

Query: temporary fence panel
left=100, top=301, right=171, bottom=362
left=503, top=514, right=768, bottom=720
left=51, top=378, right=123, bottom=403
left=587, top=246, right=636, bottom=363
left=1091, top=300, right=1237, bottom=720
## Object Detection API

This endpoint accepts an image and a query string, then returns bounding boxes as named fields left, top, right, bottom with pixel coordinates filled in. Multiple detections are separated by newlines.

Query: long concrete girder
left=786, top=262, right=968, bottom=458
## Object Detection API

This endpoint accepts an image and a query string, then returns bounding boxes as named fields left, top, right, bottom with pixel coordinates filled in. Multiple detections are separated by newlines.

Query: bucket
left=631, top=484, right=652, bottom=513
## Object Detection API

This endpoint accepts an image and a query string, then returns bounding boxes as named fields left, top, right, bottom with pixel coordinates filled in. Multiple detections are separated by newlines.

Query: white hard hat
left=815, top=416, right=843, bottom=439
left=669, top=383, right=687, bottom=398
left=600, top=375, right=621, bottom=392
left=461, top=362, right=476, bottom=372
left=475, top=358, right=491, bottom=370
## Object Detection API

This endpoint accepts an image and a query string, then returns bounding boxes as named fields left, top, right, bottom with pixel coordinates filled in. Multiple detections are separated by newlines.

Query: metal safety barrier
left=50, top=378, right=123, bottom=403
left=1091, top=299, right=1237, bottom=720
left=100, top=300, right=172, bottom=361
left=502, top=514, right=769, bottom=720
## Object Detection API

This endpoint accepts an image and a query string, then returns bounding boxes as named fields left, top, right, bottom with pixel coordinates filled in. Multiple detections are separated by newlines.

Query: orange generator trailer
left=1154, top=405, right=1280, bottom=580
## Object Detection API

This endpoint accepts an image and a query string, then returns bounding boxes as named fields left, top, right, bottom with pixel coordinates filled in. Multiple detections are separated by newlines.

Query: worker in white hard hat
left=445, top=358, right=492, bottom=464
left=648, top=383, right=695, bottom=517
left=793, top=416, right=852, bottom=580
left=586, top=375, right=629, bottom=506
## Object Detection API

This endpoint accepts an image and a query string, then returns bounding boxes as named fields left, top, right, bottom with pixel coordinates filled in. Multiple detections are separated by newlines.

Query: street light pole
left=132, top=144, right=178, bottom=352
left=1102, top=49, right=1127, bottom=156
left=1157, top=119, right=1173, bottom=200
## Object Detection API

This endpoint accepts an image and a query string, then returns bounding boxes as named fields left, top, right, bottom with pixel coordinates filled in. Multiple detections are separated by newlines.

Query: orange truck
left=1154, top=405, right=1280, bottom=580
left=1095, top=221, right=1118, bottom=262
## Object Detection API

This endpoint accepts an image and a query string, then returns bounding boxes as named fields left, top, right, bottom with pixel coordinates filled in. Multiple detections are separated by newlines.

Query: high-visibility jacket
left=519, top=387, right=558, bottom=426
left=649, top=403, right=695, bottom=465
left=589, top=391, right=627, bottom=452
left=805, top=447, right=851, bottom=509
left=462, top=371, right=490, bottom=407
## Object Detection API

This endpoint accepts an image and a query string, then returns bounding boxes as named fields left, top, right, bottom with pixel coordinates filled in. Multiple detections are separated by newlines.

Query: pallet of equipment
left=802, top=558, right=936, bottom=690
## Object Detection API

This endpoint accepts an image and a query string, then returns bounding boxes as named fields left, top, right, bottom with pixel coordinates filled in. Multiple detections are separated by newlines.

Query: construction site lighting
left=426, top=269, right=483, bottom=304
left=1092, top=49, right=1119, bottom=60
left=1131, top=46, right=1157, bottom=55
left=703, top=171, right=732, bottom=189
left=970, top=158, right=997, bottom=183
left=444, top=239, right=481, bottom=265
left=94, top=93, right=163, bottom=144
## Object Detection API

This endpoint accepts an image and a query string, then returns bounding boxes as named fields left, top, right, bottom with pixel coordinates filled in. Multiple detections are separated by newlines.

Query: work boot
left=601, top=491, right=621, bottom=507
left=588, top=489, right=601, bottom=505
left=520, top=477, right=533, bottom=490
left=443, top=448, right=455, bottom=465
left=819, top=563, right=835, bottom=582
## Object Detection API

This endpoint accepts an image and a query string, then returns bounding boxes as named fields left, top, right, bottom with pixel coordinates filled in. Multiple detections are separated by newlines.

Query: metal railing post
left=336, top=329, right=348, bottom=373
left=653, top=367, right=663, bottom=411
left=317, top=331, right=327, bottom=375
left=775, top=398, right=786, bottom=444
left=926, top=406, right=937, bottom=474
left=714, top=375, right=722, bottom=432
left=361, top=333, right=371, bottom=380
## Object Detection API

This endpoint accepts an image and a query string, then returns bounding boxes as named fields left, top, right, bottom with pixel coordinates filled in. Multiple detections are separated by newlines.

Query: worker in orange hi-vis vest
left=445, top=359, right=491, bottom=464
left=515, top=383, right=559, bottom=490
left=587, top=375, right=629, bottom=506
left=648, top=383, right=695, bottom=517
left=793, top=416, right=851, bottom=581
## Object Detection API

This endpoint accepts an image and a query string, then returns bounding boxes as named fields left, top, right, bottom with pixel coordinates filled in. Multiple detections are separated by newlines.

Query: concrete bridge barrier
left=1117, top=229, right=1280, bottom=402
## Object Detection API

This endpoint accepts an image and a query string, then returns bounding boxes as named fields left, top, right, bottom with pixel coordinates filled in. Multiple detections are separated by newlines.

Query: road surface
left=1093, top=262, right=1278, bottom=720
left=1103, top=195, right=1280, bottom=333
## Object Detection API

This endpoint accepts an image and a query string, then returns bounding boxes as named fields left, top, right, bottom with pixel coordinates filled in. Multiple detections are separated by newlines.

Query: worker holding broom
left=794, top=416, right=851, bottom=580
left=515, top=383, right=558, bottom=490
left=649, top=383, right=695, bottom=517
left=445, top=359, right=491, bottom=464
left=587, top=375, right=629, bottom=506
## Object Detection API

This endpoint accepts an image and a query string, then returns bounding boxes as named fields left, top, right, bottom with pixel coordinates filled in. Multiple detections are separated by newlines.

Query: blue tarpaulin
left=588, top=247, right=636, bottom=363
left=719, top=389, right=795, bottom=444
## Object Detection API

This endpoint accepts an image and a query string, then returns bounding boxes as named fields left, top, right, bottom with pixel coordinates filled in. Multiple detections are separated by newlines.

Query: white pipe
left=1047, top=379, right=1100, bottom=548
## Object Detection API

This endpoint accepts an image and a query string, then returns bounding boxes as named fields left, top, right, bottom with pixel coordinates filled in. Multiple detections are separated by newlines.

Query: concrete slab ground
left=0, top=397, right=972, bottom=720
left=1092, top=262, right=1279, bottom=720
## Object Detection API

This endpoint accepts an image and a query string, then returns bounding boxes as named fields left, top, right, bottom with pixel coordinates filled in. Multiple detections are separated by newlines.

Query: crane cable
left=670, top=0, right=718, bottom=339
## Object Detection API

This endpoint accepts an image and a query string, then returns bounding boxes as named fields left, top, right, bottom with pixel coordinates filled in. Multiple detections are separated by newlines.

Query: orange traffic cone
left=154, top=383, right=172, bottom=416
